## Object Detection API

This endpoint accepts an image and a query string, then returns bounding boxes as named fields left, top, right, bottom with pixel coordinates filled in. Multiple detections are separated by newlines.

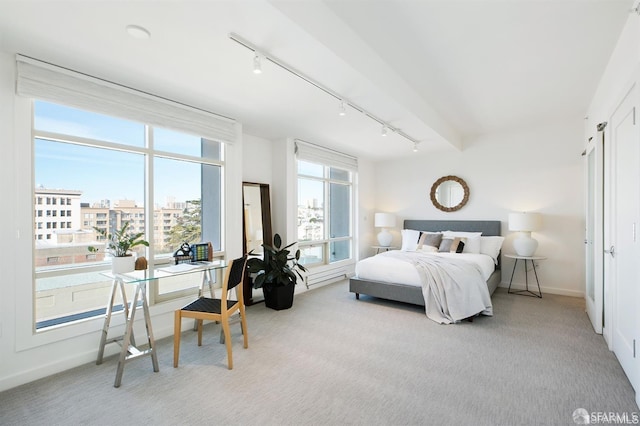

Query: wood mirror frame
left=242, top=182, right=272, bottom=305
left=430, top=175, right=470, bottom=212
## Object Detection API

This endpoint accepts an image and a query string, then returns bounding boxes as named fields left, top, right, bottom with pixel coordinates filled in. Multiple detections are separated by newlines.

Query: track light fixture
left=229, top=32, right=423, bottom=149
left=253, top=53, right=262, bottom=74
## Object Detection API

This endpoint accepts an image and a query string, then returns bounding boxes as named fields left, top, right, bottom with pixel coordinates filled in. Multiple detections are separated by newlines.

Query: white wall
left=372, top=120, right=586, bottom=297
left=242, top=133, right=273, bottom=185
left=0, top=51, right=20, bottom=391
left=355, top=157, right=376, bottom=261
left=586, top=12, right=640, bottom=137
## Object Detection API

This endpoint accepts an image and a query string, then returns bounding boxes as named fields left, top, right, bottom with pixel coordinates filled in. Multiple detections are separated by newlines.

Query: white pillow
left=480, top=236, right=505, bottom=264
left=462, top=236, right=481, bottom=254
left=400, top=229, right=421, bottom=251
left=442, top=231, right=482, bottom=254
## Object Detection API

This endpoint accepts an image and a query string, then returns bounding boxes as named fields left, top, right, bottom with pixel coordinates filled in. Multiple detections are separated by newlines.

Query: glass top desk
left=96, top=260, right=227, bottom=387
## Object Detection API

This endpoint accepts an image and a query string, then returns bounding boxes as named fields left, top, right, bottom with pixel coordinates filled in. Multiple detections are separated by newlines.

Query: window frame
left=297, top=159, right=354, bottom=268
left=31, top=100, right=226, bottom=330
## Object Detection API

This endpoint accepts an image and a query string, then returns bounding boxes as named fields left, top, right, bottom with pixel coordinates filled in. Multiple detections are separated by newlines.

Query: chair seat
left=181, top=297, right=237, bottom=314
left=174, top=256, right=248, bottom=370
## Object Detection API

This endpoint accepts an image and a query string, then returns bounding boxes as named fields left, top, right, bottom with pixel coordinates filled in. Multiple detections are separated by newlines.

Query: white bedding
left=355, top=250, right=494, bottom=323
left=355, top=250, right=496, bottom=287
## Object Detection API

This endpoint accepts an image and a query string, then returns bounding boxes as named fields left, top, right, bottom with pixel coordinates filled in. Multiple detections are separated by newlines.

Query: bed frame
left=349, top=220, right=502, bottom=306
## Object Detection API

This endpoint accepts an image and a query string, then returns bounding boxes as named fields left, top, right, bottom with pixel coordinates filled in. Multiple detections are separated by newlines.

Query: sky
left=34, top=101, right=340, bottom=208
left=34, top=101, right=211, bottom=206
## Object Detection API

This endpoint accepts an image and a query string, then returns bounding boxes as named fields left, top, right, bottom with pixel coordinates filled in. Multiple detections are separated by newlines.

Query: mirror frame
left=242, top=182, right=272, bottom=305
left=430, top=175, right=470, bottom=212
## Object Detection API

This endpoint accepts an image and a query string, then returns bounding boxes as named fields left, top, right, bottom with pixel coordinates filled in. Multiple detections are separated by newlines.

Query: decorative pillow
left=439, top=237, right=466, bottom=253
left=400, top=229, right=421, bottom=251
left=418, top=245, right=438, bottom=253
left=417, top=232, right=442, bottom=250
left=480, top=236, right=505, bottom=264
left=442, top=231, right=482, bottom=254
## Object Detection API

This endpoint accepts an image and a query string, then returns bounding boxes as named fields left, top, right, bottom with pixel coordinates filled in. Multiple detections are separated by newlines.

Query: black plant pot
left=262, top=281, right=295, bottom=310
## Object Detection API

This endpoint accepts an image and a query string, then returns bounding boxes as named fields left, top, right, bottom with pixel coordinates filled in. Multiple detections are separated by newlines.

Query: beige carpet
left=0, top=281, right=637, bottom=426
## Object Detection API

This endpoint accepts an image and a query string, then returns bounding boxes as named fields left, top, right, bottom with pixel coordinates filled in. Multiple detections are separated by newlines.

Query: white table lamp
left=509, top=212, right=542, bottom=257
left=374, top=213, right=396, bottom=247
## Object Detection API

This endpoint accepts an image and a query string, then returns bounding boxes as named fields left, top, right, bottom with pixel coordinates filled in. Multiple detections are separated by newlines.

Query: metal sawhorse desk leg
left=97, top=278, right=159, bottom=387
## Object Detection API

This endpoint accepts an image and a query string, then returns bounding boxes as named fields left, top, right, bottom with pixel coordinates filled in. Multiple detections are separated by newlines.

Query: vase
left=111, top=255, right=136, bottom=274
left=262, top=281, right=295, bottom=310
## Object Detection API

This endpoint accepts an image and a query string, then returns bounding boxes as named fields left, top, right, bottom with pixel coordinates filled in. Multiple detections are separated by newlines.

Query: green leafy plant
left=247, top=233, right=307, bottom=288
left=88, top=221, right=149, bottom=257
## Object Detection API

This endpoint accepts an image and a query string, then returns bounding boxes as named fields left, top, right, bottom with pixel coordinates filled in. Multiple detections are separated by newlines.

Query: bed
left=349, top=220, right=503, bottom=322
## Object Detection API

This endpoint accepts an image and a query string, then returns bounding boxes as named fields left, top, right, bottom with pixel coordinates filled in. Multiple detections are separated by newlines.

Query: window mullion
left=146, top=125, right=154, bottom=270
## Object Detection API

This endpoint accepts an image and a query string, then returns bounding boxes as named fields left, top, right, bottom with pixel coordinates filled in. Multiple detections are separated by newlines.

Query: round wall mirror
left=430, top=175, right=469, bottom=212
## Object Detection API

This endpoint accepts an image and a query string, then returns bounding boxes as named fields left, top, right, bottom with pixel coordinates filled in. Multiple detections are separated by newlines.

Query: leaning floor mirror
left=242, top=182, right=272, bottom=305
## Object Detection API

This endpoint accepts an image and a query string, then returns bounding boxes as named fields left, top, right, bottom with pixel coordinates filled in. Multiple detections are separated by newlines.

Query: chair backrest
left=225, top=256, right=247, bottom=291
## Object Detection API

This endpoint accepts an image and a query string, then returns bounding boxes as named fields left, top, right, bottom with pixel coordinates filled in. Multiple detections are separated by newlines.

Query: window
left=33, top=100, right=225, bottom=329
left=297, top=159, right=354, bottom=266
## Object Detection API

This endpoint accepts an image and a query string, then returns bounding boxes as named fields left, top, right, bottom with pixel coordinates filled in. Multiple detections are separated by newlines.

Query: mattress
left=355, top=251, right=496, bottom=287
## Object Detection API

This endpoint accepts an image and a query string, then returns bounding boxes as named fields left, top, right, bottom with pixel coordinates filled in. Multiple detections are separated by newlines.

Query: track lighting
left=338, top=100, right=346, bottom=116
left=230, top=32, right=423, bottom=150
left=413, top=142, right=419, bottom=153
left=253, top=54, right=262, bottom=74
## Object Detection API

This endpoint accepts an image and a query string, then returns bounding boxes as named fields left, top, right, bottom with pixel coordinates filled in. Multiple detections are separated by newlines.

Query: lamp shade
left=374, top=213, right=396, bottom=228
left=508, top=212, right=542, bottom=232
left=509, top=212, right=542, bottom=257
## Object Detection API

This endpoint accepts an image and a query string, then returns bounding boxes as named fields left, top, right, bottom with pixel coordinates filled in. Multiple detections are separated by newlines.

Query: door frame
left=603, top=74, right=639, bottom=401
left=584, top=124, right=604, bottom=334
left=603, top=74, right=639, bottom=351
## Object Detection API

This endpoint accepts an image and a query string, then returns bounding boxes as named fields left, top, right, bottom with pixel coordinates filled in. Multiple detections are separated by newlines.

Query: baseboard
left=498, top=282, right=583, bottom=298
left=0, top=347, right=103, bottom=392
left=0, top=318, right=180, bottom=393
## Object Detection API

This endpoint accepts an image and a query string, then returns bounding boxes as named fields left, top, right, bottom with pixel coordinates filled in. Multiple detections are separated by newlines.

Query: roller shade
left=295, top=139, right=357, bottom=172
left=16, top=55, right=236, bottom=144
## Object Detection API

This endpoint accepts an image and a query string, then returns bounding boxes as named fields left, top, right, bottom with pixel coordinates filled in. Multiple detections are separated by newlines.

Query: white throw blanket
left=384, top=251, right=493, bottom=324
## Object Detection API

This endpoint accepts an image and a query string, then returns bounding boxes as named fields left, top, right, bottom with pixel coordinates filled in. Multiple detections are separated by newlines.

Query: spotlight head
left=338, top=101, right=346, bottom=116
left=253, top=54, right=262, bottom=74
left=381, top=126, right=388, bottom=137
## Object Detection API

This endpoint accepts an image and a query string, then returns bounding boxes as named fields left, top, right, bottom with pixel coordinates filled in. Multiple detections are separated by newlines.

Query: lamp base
left=377, top=229, right=392, bottom=247
left=513, top=234, right=538, bottom=257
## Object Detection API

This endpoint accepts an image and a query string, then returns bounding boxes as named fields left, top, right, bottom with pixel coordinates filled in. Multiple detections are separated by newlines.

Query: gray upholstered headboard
left=403, top=220, right=501, bottom=236
left=403, top=220, right=502, bottom=268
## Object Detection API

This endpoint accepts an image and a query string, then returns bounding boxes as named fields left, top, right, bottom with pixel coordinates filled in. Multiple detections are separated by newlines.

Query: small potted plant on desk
left=88, top=222, right=149, bottom=274
left=247, top=233, right=307, bottom=310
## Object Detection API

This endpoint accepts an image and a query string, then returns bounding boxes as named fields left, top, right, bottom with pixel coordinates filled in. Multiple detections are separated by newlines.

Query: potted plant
left=247, top=233, right=307, bottom=310
left=88, top=222, right=149, bottom=274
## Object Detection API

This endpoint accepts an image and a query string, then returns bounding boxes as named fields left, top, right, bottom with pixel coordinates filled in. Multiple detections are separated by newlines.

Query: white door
left=585, top=126, right=604, bottom=334
left=607, top=82, right=639, bottom=393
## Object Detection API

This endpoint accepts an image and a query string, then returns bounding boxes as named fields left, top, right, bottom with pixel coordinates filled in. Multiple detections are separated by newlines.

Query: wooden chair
left=173, top=256, right=248, bottom=369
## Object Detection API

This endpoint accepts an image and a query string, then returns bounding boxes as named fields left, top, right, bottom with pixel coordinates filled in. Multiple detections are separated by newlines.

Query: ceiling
left=0, top=0, right=633, bottom=160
